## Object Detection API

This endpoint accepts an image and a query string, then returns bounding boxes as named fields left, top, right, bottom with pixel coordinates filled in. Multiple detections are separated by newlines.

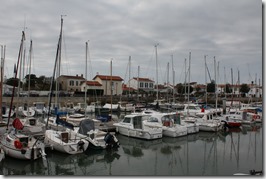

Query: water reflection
left=0, top=121, right=263, bottom=176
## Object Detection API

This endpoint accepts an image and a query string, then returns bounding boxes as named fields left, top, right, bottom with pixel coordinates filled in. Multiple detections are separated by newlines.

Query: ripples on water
left=0, top=115, right=263, bottom=176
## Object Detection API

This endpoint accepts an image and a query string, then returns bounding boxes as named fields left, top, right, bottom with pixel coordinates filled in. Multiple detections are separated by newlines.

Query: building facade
left=57, top=74, right=85, bottom=92
left=93, top=75, right=123, bottom=95
left=127, top=77, right=154, bottom=92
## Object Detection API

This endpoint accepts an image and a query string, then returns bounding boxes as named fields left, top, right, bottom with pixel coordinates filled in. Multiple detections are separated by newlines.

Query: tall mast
left=204, top=55, right=208, bottom=107
left=184, top=58, right=187, bottom=102
left=214, top=56, right=217, bottom=117
left=27, top=40, right=33, bottom=115
left=188, top=52, right=191, bottom=103
left=171, top=54, right=175, bottom=104
left=137, top=65, right=140, bottom=102
left=0, top=45, right=5, bottom=121
left=128, top=56, right=131, bottom=96
left=46, top=16, right=65, bottom=129
left=7, top=31, right=25, bottom=131
left=85, top=41, right=89, bottom=118
left=110, top=59, right=113, bottom=118
left=155, top=44, right=159, bottom=101
left=224, top=66, right=226, bottom=98
left=167, top=62, right=169, bottom=104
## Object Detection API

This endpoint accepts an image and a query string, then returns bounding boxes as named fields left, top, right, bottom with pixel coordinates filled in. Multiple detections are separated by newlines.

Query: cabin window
left=149, top=83, right=153, bottom=88
left=148, top=117, right=159, bottom=122
left=188, top=106, right=196, bottom=110
left=123, top=117, right=131, bottom=123
left=133, top=116, right=142, bottom=129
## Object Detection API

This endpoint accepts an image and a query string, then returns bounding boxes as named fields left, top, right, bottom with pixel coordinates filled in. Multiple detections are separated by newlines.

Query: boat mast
left=85, top=41, right=89, bottom=118
left=128, top=56, right=131, bottom=97
left=27, top=40, right=33, bottom=116
left=137, top=65, right=140, bottom=102
left=7, top=31, right=25, bottom=131
left=171, top=54, right=175, bottom=104
left=46, top=16, right=64, bottom=129
left=188, top=52, right=191, bottom=103
left=214, top=56, right=217, bottom=117
left=155, top=44, right=159, bottom=101
left=204, top=55, right=208, bottom=108
left=110, top=59, right=113, bottom=118
left=0, top=45, right=5, bottom=121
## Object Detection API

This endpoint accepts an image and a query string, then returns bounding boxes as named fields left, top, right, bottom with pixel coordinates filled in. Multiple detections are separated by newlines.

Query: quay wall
left=2, top=96, right=261, bottom=107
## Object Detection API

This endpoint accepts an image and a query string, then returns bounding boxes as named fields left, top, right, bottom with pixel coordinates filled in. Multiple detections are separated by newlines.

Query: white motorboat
left=113, top=114, right=163, bottom=140
left=193, top=111, right=223, bottom=132
left=147, top=113, right=188, bottom=138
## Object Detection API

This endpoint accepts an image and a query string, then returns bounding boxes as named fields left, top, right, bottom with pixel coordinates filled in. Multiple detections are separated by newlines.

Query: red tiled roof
left=93, top=75, right=123, bottom=81
left=86, top=81, right=102, bottom=86
left=122, top=84, right=136, bottom=91
left=132, top=77, right=154, bottom=82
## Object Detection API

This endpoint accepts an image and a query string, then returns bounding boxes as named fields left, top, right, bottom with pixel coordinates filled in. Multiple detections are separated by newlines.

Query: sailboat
left=72, top=41, right=119, bottom=150
left=0, top=31, right=46, bottom=161
left=16, top=39, right=35, bottom=118
left=44, top=16, right=89, bottom=154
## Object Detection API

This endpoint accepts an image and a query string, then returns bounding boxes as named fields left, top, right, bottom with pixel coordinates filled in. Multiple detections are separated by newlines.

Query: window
left=76, top=81, right=78, bottom=86
left=149, top=83, right=153, bottom=88
left=69, top=80, right=74, bottom=86
left=123, top=117, right=131, bottom=123
left=140, top=82, right=143, bottom=88
left=145, top=83, right=148, bottom=88
left=148, top=117, right=158, bottom=122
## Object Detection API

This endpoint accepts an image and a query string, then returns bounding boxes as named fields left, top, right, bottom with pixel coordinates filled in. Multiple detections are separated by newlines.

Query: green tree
left=5, top=77, right=22, bottom=87
left=24, top=74, right=38, bottom=90
left=207, top=80, right=216, bottom=93
left=240, top=83, right=250, bottom=97
left=225, top=83, right=232, bottom=93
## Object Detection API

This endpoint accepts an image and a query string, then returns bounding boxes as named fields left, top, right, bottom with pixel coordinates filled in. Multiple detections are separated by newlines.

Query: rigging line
left=123, top=57, right=129, bottom=83
left=205, top=61, right=212, bottom=82
left=178, top=59, right=185, bottom=83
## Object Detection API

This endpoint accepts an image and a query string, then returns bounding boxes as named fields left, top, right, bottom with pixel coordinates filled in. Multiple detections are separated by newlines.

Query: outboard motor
left=104, top=133, right=118, bottom=148
left=78, top=140, right=85, bottom=151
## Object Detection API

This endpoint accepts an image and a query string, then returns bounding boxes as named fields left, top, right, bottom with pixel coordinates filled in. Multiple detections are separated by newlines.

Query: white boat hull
left=162, top=125, right=187, bottom=137
left=0, top=133, right=46, bottom=160
left=44, top=129, right=89, bottom=154
left=114, top=125, right=162, bottom=140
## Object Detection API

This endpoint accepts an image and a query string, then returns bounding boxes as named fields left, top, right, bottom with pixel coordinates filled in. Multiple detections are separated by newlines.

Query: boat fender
left=14, top=140, right=23, bottom=149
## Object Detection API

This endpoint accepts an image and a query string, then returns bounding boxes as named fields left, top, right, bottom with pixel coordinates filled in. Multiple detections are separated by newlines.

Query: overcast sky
left=0, top=0, right=262, bottom=85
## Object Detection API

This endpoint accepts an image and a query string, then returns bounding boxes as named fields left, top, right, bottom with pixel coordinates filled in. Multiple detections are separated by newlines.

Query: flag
left=12, top=118, right=24, bottom=130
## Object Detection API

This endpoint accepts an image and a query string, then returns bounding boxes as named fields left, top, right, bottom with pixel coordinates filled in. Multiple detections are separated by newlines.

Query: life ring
left=14, top=140, right=22, bottom=149
left=256, top=115, right=260, bottom=119
left=252, top=115, right=257, bottom=121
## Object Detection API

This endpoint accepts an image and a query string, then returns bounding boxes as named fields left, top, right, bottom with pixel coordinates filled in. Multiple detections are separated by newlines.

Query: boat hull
left=44, top=130, right=89, bottom=155
left=114, top=125, right=162, bottom=140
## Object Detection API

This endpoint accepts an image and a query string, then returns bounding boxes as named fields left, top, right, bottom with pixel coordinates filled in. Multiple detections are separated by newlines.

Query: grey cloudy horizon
left=0, top=0, right=263, bottom=86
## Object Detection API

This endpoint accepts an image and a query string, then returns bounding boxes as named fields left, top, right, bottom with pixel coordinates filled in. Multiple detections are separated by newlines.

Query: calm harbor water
left=0, top=114, right=263, bottom=176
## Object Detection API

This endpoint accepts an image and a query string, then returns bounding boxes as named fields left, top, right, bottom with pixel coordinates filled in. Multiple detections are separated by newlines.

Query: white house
left=93, top=75, right=123, bottom=95
left=127, top=77, right=154, bottom=92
